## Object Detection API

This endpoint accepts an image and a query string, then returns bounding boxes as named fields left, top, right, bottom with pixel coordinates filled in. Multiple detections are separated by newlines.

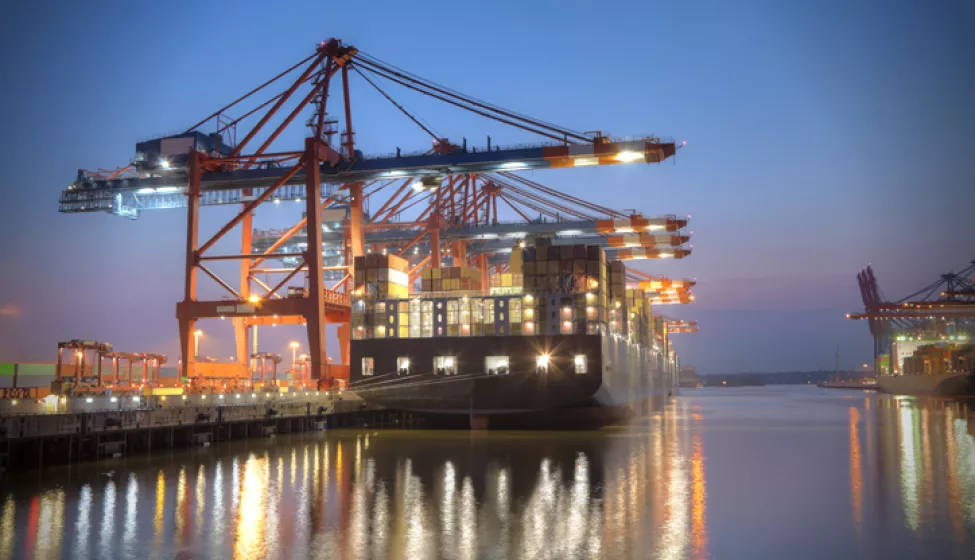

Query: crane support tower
left=848, top=260, right=975, bottom=374
left=60, top=38, right=692, bottom=383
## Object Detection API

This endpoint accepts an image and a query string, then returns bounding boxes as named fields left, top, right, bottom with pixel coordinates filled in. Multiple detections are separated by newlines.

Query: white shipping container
left=388, top=269, right=409, bottom=286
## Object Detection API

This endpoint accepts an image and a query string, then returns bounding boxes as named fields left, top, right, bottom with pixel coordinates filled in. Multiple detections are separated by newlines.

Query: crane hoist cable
left=356, top=51, right=592, bottom=143
left=354, top=60, right=581, bottom=144
left=352, top=65, right=443, bottom=144
left=186, top=53, right=319, bottom=133
left=496, top=182, right=594, bottom=220
left=496, top=172, right=627, bottom=219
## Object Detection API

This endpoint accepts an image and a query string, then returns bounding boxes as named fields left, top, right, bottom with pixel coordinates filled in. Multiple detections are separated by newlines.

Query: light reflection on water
left=2, top=387, right=975, bottom=558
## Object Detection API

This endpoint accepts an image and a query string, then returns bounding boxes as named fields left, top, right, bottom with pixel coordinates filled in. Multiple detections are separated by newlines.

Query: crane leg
left=304, top=138, right=328, bottom=381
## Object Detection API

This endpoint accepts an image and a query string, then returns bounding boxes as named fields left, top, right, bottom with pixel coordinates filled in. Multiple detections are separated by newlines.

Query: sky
left=0, top=0, right=971, bottom=374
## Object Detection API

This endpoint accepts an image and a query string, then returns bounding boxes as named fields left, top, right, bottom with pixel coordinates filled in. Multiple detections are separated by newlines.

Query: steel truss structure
left=849, top=261, right=975, bottom=368
left=61, top=38, right=696, bottom=381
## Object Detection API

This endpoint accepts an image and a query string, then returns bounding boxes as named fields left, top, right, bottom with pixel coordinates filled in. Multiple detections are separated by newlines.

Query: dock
left=0, top=391, right=406, bottom=470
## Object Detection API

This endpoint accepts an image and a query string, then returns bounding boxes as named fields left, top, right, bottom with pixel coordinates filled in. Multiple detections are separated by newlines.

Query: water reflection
left=74, top=484, right=91, bottom=557
left=124, top=473, right=138, bottom=553
left=4, top=390, right=975, bottom=558
left=1, top=495, right=15, bottom=560
left=99, top=479, right=115, bottom=558
left=849, top=407, right=862, bottom=529
left=234, top=454, right=268, bottom=559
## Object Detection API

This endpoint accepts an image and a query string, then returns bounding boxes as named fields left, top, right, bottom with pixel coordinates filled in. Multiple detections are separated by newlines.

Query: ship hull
left=876, top=373, right=975, bottom=397
left=350, top=333, right=675, bottom=425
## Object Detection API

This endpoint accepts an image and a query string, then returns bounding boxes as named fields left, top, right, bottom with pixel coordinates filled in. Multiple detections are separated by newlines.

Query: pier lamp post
left=194, top=329, right=203, bottom=358
left=290, top=340, right=300, bottom=369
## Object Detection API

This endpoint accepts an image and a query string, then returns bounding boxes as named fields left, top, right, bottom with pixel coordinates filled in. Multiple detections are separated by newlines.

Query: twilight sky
left=0, top=1, right=971, bottom=374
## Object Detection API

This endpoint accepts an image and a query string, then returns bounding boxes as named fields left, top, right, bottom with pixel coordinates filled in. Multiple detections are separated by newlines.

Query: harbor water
left=2, top=386, right=974, bottom=559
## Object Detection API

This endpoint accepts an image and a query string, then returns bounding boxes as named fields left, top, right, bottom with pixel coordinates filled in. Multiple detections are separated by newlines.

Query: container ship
left=40, top=38, right=698, bottom=428
left=874, top=342, right=974, bottom=396
left=350, top=238, right=683, bottom=428
left=848, top=261, right=975, bottom=396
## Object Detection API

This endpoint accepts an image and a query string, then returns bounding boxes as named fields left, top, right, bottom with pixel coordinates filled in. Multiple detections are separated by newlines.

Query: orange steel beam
left=304, top=137, right=329, bottom=380
left=408, top=256, right=432, bottom=281
left=329, top=274, right=351, bottom=291
left=197, top=162, right=303, bottom=255
left=462, top=192, right=486, bottom=224
left=105, top=165, right=134, bottom=180
left=398, top=193, right=433, bottom=220
left=314, top=58, right=334, bottom=140
left=250, top=196, right=335, bottom=268
left=216, top=151, right=304, bottom=163
left=447, top=175, right=459, bottom=220
left=463, top=175, right=481, bottom=226
left=236, top=211, right=253, bottom=366
left=230, top=53, right=326, bottom=157
left=429, top=225, right=442, bottom=268
left=478, top=254, right=490, bottom=295
left=198, top=264, right=241, bottom=299
left=373, top=188, right=419, bottom=224
left=344, top=60, right=363, bottom=270
left=348, top=183, right=365, bottom=261
left=264, top=259, right=306, bottom=300
left=341, top=64, right=355, bottom=158
left=369, top=178, right=413, bottom=221
left=243, top=64, right=340, bottom=167
left=394, top=228, right=429, bottom=258
left=251, top=266, right=348, bottom=274
left=452, top=241, right=467, bottom=264
left=362, top=222, right=429, bottom=229
left=498, top=194, right=532, bottom=222
left=199, top=254, right=275, bottom=261
left=178, top=152, right=203, bottom=378
left=251, top=276, right=284, bottom=299
left=218, top=94, right=283, bottom=135
left=248, top=315, right=306, bottom=326
left=414, top=193, right=444, bottom=223
left=188, top=53, right=317, bottom=133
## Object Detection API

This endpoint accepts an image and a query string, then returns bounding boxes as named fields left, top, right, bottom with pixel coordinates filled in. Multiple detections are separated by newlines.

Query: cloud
left=0, top=303, right=23, bottom=317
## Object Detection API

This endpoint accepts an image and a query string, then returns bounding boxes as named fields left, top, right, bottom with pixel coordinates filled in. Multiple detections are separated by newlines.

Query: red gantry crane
left=848, top=260, right=975, bottom=373
left=59, top=38, right=692, bottom=384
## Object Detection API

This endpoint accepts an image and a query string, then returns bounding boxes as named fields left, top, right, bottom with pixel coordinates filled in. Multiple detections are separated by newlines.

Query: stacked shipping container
left=353, top=254, right=409, bottom=300
left=350, top=236, right=673, bottom=359
left=420, top=266, right=482, bottom=293
left=902, top=344, right=975, bottom=375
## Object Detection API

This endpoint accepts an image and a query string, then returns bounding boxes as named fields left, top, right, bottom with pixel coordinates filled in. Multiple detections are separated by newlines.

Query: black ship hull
left=350, top=333, right=676, bottom=427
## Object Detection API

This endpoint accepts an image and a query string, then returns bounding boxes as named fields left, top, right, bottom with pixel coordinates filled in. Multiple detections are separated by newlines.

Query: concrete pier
left=0, top=391, right=411, bottom=470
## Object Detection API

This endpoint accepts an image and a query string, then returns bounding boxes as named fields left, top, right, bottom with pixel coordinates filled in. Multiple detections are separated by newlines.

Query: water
left=2, top=386, right=975, bottom=559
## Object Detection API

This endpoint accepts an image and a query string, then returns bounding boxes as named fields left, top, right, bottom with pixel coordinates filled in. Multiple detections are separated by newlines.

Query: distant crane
left=848, top=260, right=975, bottom=373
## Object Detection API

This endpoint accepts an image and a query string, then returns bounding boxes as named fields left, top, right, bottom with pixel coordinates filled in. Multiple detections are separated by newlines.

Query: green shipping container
left=17, top=363, right=57, bottom=376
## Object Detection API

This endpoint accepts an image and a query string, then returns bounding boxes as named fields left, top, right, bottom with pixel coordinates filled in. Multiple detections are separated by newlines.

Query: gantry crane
left=848, top=260, right=975, bottom=373
left=60, top=38, right=691, bottom=382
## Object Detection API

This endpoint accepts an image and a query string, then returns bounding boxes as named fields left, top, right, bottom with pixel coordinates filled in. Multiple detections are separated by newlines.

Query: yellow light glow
left=536, top=354, right=550, bottom=368
left=247, top=295, right=261, bottom=304
left=615, top=151, right=644, bottom=163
